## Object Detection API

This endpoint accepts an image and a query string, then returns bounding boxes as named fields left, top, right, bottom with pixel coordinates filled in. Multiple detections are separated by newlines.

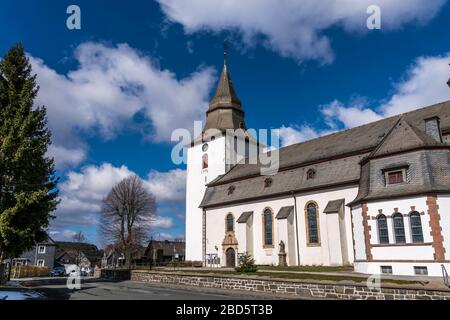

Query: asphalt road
left=27, top=280, right=277, bottom=300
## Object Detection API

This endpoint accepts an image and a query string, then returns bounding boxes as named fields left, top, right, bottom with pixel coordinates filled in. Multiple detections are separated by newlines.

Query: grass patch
left=171, top=269, right=426, bottom=286
left=258, top=265, right=355, bottom=273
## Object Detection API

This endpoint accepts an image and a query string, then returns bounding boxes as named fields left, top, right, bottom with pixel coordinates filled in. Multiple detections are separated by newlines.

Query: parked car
left=50, top=267, right=66, bottom=277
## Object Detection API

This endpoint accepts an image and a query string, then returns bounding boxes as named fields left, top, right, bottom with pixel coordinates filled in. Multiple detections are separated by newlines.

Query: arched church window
left=202, top=154, right=208, bottom=169
left=263, top=208, right=273, bottom=247
left=410, top=211, right=424, bottom=243
left=393, top=213, right=406, bottom=243
left=377, top=214, right=389, bottom=244
left=226, top=214, right=234, bottom=233
left=306, top=202, right=320, bottom=244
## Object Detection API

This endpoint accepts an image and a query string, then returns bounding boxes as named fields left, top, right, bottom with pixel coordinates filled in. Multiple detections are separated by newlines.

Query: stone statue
left=279, top=241, right=286, bottom=253
left=278, top=241, right=287, bottom=267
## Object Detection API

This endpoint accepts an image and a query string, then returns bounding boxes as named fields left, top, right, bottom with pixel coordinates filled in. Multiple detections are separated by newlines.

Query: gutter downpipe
left=203, top=208, right=207, bottom=267
left=292, top=191, right=301, bottom=266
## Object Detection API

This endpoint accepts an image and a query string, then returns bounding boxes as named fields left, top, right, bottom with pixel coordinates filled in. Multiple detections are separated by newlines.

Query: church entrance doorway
left=226, top=248, right=236, bottom=267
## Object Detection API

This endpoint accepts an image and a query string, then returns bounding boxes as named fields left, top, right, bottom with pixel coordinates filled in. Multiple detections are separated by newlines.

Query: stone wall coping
left=130, top=270, right=450, bottom=293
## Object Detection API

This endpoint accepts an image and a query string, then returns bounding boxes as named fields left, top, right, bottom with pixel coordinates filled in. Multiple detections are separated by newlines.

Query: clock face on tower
left=202, top=143, right=209, bottom=152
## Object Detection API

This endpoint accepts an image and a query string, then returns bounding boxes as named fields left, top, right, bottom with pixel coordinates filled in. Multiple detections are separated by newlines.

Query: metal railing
left=442, top=264, right=449, bottom=287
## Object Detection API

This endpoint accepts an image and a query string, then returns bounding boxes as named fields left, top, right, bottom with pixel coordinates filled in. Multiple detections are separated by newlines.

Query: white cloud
left=30, top=42, right=216, bottom=168
left=53, top=163, right=134, bottom=229
left=380, top=54, right=450, bottom=116
left=279, top=125, right=326, bottom=146
left=52, top=163, right=186, bottom=234
left=157, top=0, right=445, bottom=63
left=320, top=53, right=450, bottom=129
left=145, top=169, right=187, bottom=202
left=321, top=100, right=383, bottom=129
left=151, top=217, right=174, bottom=229
left=48, top=145, right=87, bottom=170
left=156, top=232, right=185, bottom=241
left=279, top=52, right=450, bottom=145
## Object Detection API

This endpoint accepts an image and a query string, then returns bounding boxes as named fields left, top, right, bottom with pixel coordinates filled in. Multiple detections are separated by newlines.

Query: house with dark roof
left=185, top=57, right=450, bottom=276
left=55, top=242, right=102, bottom=271
left=12, top=237, right=57, bottom=268
left=143, top=240, right=185, bottom=265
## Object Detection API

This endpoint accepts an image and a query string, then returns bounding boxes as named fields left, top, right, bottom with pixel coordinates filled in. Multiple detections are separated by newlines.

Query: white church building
left=185, top=61, right=450, bottom=277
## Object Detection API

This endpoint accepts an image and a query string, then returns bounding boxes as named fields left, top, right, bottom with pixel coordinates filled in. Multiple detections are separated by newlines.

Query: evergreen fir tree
left=0, top=44, right=58, bottom=261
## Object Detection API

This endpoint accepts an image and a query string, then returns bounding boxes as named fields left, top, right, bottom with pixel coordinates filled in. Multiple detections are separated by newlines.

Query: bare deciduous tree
left=100, top=175, right=156, bottom=268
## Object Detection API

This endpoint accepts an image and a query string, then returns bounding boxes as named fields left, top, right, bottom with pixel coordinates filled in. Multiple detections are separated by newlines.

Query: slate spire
left=203, top=45, right=245, bottom=132
left=208, top=63, right=242, bottom=111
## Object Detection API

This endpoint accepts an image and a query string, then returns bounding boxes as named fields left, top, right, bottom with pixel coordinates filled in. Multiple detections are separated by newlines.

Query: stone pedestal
left=278, top=253, right=287, bottom=267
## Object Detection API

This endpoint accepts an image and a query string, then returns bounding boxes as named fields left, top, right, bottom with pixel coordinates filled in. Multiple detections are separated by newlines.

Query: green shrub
left=235, top=253, right=257, bottom=273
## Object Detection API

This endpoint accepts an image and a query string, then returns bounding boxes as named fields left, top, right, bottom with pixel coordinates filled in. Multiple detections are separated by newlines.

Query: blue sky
left=1, top=0, right=450, bottom=246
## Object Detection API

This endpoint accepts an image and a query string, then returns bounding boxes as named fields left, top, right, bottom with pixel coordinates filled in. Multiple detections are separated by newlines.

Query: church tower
left=185, top=54, right=253, bottom=262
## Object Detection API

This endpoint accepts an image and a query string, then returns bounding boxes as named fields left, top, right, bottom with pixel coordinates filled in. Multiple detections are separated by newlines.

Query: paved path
left=24, top=280, right=283, bottom=300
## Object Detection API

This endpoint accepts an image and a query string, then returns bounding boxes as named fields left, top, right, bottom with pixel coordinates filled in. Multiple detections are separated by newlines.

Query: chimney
left=425, top=116, right=443, bottom=142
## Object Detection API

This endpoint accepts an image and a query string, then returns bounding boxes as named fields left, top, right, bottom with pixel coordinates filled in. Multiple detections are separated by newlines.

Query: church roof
left=210, top=100, right=450, bottom=185
left=202, top=63, right=246, bottom=133
left=200, top=100, right=450, bottom=208
left=366, top=117, right=446, bottom=159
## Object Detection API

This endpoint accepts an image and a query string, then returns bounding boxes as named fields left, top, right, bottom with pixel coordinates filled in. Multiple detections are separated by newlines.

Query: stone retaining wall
left=101, top=269, right=131, bottom=281
left=130, top=270, right=450, bottom=300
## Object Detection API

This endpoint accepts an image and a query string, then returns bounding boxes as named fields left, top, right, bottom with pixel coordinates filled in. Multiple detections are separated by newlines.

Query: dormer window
left=306, top=169, right=316, bottom=180
left=387, top=171, right=403, bottom=184
left=264, top=178, right=273, bottom=188
left=383, top=166, right=408, bottom=186
left=228, top=185, right=235, bottom=195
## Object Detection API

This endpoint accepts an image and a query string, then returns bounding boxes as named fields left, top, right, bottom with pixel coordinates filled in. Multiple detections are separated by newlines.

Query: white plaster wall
left=437, top=195, right=450, bottom=260
left=185, top=137, right=227, bottom=261
left=365, top=197, right=434, bottom=261
left=294, top=186, right=358, bottom=266
left=325, top=213, right=343, bottom=265
left=205, top=185, right=358, bottom=266
left=351, top=205, right=366, bottom=261
left=186, top=133, right=259, bottom=262
left=236, top=222, right=247, bottom=253
left=355, top=262, right=450, bottom=277
left=246, top=215, right=254, bottom=257
left=276, top=219, right=288, bottom=264
left=371, top=246, right=434, bottom=260
left=205, top=197, right=295, bottom=266
left=287, top=214, right=296, bottom=266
